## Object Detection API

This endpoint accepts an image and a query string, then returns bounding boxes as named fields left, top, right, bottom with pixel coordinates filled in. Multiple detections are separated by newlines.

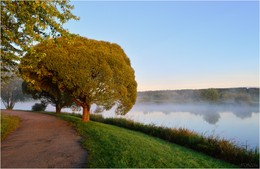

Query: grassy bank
left=56, top=113, right=235, bottom=168
left=89, top=114, right=259, bottom=168
left=1, top=114, right=21, bottom=141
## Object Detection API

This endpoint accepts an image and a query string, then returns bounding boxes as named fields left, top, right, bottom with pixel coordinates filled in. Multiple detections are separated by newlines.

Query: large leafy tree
left=1, top=0, right=78, bottom=80
left=1, top=76, right=30, bottom=109
left=20, top=35, right=137, bottom=122
left=22, top=82, right=73, bottom=113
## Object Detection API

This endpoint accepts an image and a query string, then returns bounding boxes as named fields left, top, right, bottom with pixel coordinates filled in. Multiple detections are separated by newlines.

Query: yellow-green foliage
left=20, top=35, right=137, bottom=115
left=1, top=114, right=21, bottom=140
left=1, top=1, right=78, bottom=80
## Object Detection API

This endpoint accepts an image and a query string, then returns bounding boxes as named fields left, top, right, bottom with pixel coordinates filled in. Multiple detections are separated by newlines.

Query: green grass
left=89, top=114, right=259, bottom=168
left=1, top=114, right=21, bottom=141
left=56, top=113, right=236, bottom=168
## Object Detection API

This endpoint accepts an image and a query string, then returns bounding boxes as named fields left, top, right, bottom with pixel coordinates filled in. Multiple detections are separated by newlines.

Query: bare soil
left=1, top=110, right=87, bottom=168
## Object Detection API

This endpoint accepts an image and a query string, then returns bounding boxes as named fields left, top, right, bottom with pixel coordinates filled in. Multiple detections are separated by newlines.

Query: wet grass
left=56, top=113, right=235, bottom=168
left=89, top=114, right=259, bottom=168
left=1, top=114, right=21, bottom=141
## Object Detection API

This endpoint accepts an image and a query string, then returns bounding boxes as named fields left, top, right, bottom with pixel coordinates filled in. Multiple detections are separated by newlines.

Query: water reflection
left=102, top=103, right=259, bottom=148
left=203, top=113, right=220, bottom=125
left=131, top=103, right=259, bottom=125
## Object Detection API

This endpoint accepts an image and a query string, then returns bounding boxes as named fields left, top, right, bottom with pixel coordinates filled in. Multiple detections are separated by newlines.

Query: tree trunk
left=82, top=105, right=90, bottom=122
left=7, top=98, right=15, bottom=110
left=6, top=101, right=14, bottom=110
left=6, top=105, right=13, bottom=110
left=56, top=104, right=62, bottom=113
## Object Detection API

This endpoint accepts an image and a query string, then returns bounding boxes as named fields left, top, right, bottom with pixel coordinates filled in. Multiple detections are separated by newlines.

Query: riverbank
left=56, top=113, right=235, bottom=168
left=88, top=114, right=259, bottom=168
left=2, top=110, right=258, bottom=168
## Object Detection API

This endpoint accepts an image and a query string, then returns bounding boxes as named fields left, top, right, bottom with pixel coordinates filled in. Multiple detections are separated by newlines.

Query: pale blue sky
left=64, top=1, right=259, bottom=91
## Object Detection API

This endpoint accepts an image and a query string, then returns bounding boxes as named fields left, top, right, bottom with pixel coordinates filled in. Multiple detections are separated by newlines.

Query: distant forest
left=137, top=88, right=259, bottom=105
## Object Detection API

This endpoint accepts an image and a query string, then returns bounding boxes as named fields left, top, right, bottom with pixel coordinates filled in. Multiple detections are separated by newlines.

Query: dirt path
left=1, top=110, right=87, bottom=168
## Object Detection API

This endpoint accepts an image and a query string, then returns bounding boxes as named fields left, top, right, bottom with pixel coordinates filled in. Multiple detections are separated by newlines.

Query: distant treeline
left=137, top=88, right=259, bottom=105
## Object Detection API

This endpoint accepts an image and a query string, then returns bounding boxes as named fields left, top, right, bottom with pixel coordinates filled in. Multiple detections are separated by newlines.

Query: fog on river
left=1, top=101, right=259, bottom=149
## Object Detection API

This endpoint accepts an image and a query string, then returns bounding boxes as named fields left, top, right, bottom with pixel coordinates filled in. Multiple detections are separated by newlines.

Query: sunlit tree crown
left=20, top=35, right=137, bottom=115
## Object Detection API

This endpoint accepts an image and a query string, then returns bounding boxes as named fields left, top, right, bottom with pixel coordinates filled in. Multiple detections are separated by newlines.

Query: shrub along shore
left=86, top=114, right=259, bottom=168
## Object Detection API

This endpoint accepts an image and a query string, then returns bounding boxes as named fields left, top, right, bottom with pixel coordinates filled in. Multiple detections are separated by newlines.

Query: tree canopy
left=1, top=0, right=78, bottom=80
left=200, top=88, right=220, bottom=102
left=22, top=82, right=73, bottom=113
left=20, top=35, right=137, bottom=122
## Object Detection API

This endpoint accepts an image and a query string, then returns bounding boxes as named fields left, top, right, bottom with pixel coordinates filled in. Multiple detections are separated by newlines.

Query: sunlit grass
left=1, top=114, right=21, bottom=141
left=56, top=113, right=235, bottom=168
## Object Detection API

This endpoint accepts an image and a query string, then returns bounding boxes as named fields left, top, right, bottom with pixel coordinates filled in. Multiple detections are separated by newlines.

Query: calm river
left=2, top=101, right=259, bottom=149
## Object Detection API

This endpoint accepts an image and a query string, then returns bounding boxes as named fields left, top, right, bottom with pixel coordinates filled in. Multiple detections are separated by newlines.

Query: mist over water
left=2, top=101, right=259, bottom=149
left=102, top=103, right=259, bottom=149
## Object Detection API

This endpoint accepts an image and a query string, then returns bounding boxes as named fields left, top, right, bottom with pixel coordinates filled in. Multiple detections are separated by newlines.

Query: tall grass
left=89, top=114, right=259, bottom=168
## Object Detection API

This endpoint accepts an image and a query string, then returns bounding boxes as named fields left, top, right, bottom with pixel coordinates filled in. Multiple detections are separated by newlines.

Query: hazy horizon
left=137, top=86, right=260, bottom=92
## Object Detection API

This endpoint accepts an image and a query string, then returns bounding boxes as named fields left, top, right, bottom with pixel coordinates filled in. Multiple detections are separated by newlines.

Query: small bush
left=32, top=102, right=47, bottom=111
